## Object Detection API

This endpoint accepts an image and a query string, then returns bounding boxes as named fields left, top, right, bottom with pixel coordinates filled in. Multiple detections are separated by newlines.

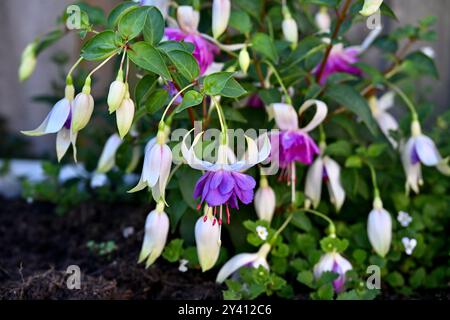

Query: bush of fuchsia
left=19, top=0, right=450, bottom=299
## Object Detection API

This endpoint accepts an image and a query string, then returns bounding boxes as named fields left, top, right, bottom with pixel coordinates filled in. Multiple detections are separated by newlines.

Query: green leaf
left=166, top=50, right=200, bottom=81
left=297, top=270, right=315, bottom=288
left=162, top=239, right=184, bottom=262
left=81, top=30, right=119, bottom=61
left=158, top=41, right=193, bottom=53
left=220, top=78, right=247, bottom=98
left=118, top=6, right=148, bottom=40
left=128, top=42, right=171, bottom=80
left=251, top=33, right=279, bottom=63
left=317, top=283, right=334, bottom=300
left=203, top=72, right=234, bottom=96
left=176, top=90, right=204, bottom=114
left=143, top=6, right=165, bottom=45
left=402, top=52, right=438, bottom=79
left=386, top=271, right=405, bottom=287
left=107, top=2, right=137, bottom=28
left=144, top=89, right=169, bottom=114
left=134, top=74, right=158, bottom=108
left=325, top=84, right=378, bottom=135
left=303, top=0, right=338, bottom=7
left=320, top=236, right=349, bottom=253
left=325, top=140, right=352, bottom=157
left=229, top=10, right=252, bottom=34
left=345, top=155, right=362, bottom=168
left=367, top=143, right=387, bottom=158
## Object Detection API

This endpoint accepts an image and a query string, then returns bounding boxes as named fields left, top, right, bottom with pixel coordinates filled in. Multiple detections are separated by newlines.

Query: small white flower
left=402, top=237, right=417, bottom=255
left=256, top=226, right=268, bottom=241
left=122, top=226, right=135, bottom=238
left=421, top=46, right=435, bottom=59
left=178, top=259, right=189, bottom=273
left=397, top=211, right=412, bottom=227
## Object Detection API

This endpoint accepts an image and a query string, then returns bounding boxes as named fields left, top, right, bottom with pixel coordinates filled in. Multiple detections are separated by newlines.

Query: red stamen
left=226, top=205, right=231, bottom=224
left=212, top=218, right=217, bottom=226
left=218, top=218, right=223, bottom=225
left=203, top=215, right=208, bottom=222
left=196, top=203, right=202, bottom=211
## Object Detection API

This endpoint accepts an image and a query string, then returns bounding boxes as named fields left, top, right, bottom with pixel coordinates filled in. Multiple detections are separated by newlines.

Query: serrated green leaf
left=128, top=41, right=171, bottom=79
left=176, top=90, right=203, bottom=113
left=81, top=30, right=119, bottom=61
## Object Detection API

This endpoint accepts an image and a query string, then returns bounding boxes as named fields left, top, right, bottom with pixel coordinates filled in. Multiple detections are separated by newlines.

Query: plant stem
left=87, top=52, right=118, bottom=78
left=212, top=97, right=227, bottom=132
left=367, top=163, right=380, bottom=199
left=386, top=82, right=418, bottom=121
left=315, top=0, right=352, bottom=84
left=66, top=57, right=83, bottom=83
left=161, top=83, right=196, bottom=123
left=264, top=60, right=292, bottom=104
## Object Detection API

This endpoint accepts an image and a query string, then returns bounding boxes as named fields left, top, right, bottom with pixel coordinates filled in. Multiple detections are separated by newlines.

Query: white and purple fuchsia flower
left=165, top=6, right=219, bottom=75
left=305, top=147, right=346, bottom=212
left=269, top=100, right=328, bottom=202
left=129, top=125, right=172, bottom=202
left=314, top=26, right=382, bottom=85
left=368, top=92, right=399, bottom=148
left=313, top=251, right=353, bottom=293
left=401, top=120, right=450, bottom=194
left=182, top=131, right=271, bottom=225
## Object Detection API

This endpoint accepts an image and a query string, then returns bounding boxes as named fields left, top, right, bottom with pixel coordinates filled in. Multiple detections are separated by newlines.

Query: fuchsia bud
left=282, top=7, right=298, bottom=48
left=195, top=206, right=221, bottom=272
left=18, top=43, right=37, bottom=82
left=367, top=197, right=392, bottom=257
left=107, top=70, right=127, bottom=113
left=72, top=78, right=94, bottom=132
left=360, top=0, right=383, bottom=16
left=116, top=86, right=135, bottom=139
left=254, top=177, right=276, bottom=223
left=212, top=0, right=231, bottom=39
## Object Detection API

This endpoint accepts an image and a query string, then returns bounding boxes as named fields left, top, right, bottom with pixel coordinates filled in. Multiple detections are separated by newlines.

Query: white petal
left=313, top=252, right=335, bottom=279
left=97, top=134, right=123, bottom=173
left=212, top=0, right=230, bottom=39
left=177, top=5, right=199, bottom=34
left=272, top=103, right=298, bottom=131
left=401, top=139, right=421, bottom=194
left=298, top=99, right=328, bottom=132
left=56, top=127, right=71, bottom=162
left=378, top=91, right=395, bottom=111
left=216, top=253, right=258, bottom=283
left=145, top=143, right=163, bottom=187
left=333, top=253, right=352, bottom=273
left=230, top=134, right=271, bottom=172
left=359, top=0, right=383, bottom=16
left=181, top=129, right=215, bottom=170
left=376, top=112, right=399, bottom=148
left=367, top=208, right=392, bottom=257
left=414, top=135, right=441, bottom=166
left=155, top=144, right=172, bottom=201
left=203, top=62, right=225, bottom=76
left=323, top=157, right=345, bottom=211
left=22, top=98, right=71, bottom=136
left=304, top=157, right=324, bottom=209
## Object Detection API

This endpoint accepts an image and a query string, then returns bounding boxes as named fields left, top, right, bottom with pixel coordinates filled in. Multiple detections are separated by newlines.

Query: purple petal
left=211, top=171, right=224, bottom=189
left=232, top=172, right=256, bottom=190
left=219, top=171, right=235, bottom=194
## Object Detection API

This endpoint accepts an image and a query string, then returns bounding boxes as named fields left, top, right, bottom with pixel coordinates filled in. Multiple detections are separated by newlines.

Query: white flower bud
left=195, top=207, right=221, bottom=272
left=116, top=89, right=135, bottom=139
left=107, top=71, right=126, bottom=113
left=367, top=202, right=392, bottom=257
left=71, top=79, right=94, bottom=132
left=239, top=47, right=251, bottom=74
left=315, top=7, right=331, bottom=33
left=138, top=202, right=170, bottom=268
left=282, top=17, right=298, bottom=47
left=254, top=178, right=276, bottom=223
left=360, top=0, right=383, bottom=17
left=19, top=43, right=37, bottom=82
left=212, top=0, right=231, bottom=39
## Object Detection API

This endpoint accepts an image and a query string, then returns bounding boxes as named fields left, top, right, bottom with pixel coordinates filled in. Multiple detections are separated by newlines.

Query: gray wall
left=0, top=0, right=448, bottom=155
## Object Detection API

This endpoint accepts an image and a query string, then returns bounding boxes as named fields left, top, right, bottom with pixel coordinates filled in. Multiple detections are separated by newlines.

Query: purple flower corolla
left=401, top=120, right=450, bottom=194
left=182, top=131, right=271, bottom=223
left=21, top=84, right=77, bottom=161
left=313, top=252, right=352, bottom=293
left=314, top=27, right=382, bottom=85
left=165, top=6, right=219, bottom=74
left=269, top=100, right=328, bottom=185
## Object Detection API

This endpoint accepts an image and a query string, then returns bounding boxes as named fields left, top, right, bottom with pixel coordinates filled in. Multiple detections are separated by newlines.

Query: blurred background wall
left=0, top=0, right=448, bottom=156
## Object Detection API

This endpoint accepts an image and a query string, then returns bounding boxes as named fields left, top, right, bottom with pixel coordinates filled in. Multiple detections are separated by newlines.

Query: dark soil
left=0, top=198, right=222, bottom=300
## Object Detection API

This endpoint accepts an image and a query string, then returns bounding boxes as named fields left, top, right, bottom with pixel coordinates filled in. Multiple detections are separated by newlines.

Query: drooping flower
left=254, top=177, right=276, bottom=223
left=212, top=0, right=231, bottom=39
left=182, top=130, right=271, bottom=224
left=21, top=84, right=77, bottom=161
left=71, top=79, right=94, bottom=133
left=360, top=0, right=383, bottom=16
left=129, top=128, right=172, bottom=201
left=397, top=211, right=412, bottom=227
left=314, top=26, right=382, bottom=85
left=195, top=205, right=221, bottom=272
left=281, top=7, right=298, bottom=48
left=313, top=252, right=352, bottom=293
left=367, top=197, right=392, bottom=257
left=368, top=92, right=399, bottom=148
left=401, top=120, right=449, bottom=194
left=138, top=201, right=170, bottom=268
left=269, top=100, right=328, bottom=189
left=402, top=237, right=417, bottom=255
left=165, top=6, right=219, bottom=74
left=18, top=42, right=37, bottom=82
left=305, top=154, right=345, bottom=212
left=216, top=243, right=271, bottom=283
left=96, top=134, right=123, bottom=174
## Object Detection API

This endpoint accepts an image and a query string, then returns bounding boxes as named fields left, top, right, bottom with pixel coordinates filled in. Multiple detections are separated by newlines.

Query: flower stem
left=66, top=57, right=83, bottom=84
left=386, top=82, right=419, bottom=121
left=264, top=60, right=292, bottom=105
left=302, top=208, right=336, bottom=236
left=367, top=163, right=380, bottom=199
left=87, top=52, right=118, bottom=78
left=161, top=83, right=196, bottom=123
left=212, top=97, right=228, bottom=133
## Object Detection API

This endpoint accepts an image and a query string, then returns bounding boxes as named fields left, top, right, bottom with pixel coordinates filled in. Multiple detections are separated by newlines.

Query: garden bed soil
left=0, top=198, right=222, bottom=300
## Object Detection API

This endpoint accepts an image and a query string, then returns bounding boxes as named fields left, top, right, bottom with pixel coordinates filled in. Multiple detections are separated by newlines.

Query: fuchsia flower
left=313, top=252, right=352, bottom=293
left=165, top=6, right=219, bottom=74
left=270, top=100, right=328, bottom=180
left=182, top=131, right=271, bottom=224
left=314, top=27, right=382, bottom=85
